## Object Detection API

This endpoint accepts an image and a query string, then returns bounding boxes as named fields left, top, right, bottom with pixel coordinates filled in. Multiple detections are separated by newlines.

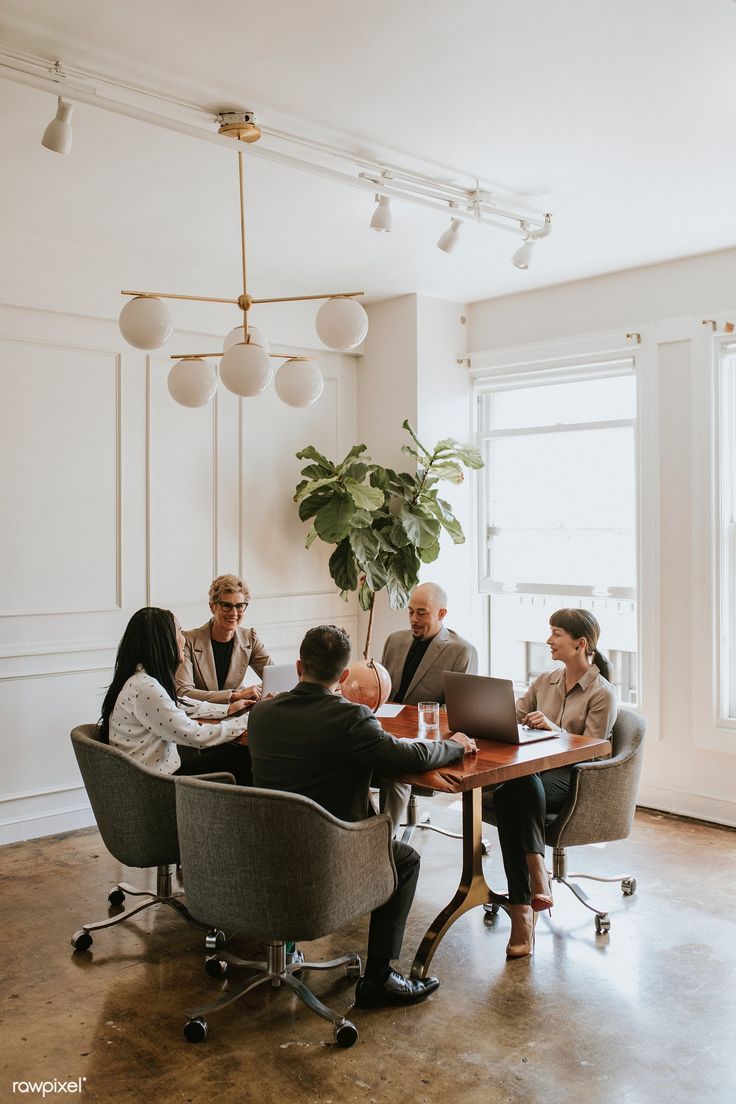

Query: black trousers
left=366, top=840, right=421, bottom=961
left=493, top=767, right=572, bottom=905
left=174, top=743, right=253, bottom=787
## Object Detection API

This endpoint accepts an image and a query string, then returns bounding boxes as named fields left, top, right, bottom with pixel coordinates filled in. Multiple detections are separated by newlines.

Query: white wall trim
left=638, top=784, right=736, bottom=829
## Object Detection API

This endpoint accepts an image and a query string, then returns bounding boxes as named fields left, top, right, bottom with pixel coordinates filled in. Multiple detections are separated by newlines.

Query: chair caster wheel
left=108, top=888, right=125, bottom=907
left=71, top=930, right=93, bottom=952
left=205, top=929, right=226, bottom=952
left=595, top=914, right=611, bottom=934
left=335, top=1020, right=358, bottom=1048
left=205, top=956, right=227, bottom=978
left=621, top=877, right=637, bottom=896
left=346, top=961, right=361, bottom=980
left=184, top=1018, right=208, bottom=1043
left=482, top=903, right=500, bottom=922
left=481, top=838, right=491, bottom=856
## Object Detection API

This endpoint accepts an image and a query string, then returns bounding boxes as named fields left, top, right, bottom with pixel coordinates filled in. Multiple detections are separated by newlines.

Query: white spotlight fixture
left=436, top=217, right=462, bottom=254
left=511, top=214, right=552, bottom=270
left=369, top=194, right=392, bottom=232
left=511, top=237, right=534, bottom=270
left=117, top=111, right=368, bottom=407
left=41, top=97, right=74, bottom=154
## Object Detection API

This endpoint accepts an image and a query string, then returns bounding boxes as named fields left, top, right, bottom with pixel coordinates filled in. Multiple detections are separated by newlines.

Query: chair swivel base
left=400, top=797, right=491, bottom=854
left=71, top=864, right=221, bottom=952
left=186, top=940, right=361, bottom=1047
left=550, top=846, right=637, bottom=933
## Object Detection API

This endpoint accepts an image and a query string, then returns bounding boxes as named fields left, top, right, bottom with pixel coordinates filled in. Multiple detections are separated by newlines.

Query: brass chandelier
left=118, top=111, right=369, bottom=408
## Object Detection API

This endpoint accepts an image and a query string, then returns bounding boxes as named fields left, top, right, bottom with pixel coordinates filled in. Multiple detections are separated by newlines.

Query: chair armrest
left=547, top=744, right=644, bottom=847
left=321, top=812, right=398, bottom=922
left=190, top=771, right=236, bottom=785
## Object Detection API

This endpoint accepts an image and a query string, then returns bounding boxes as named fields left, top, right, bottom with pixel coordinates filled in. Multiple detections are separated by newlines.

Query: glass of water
left=418, top=701, right=440, bottom=737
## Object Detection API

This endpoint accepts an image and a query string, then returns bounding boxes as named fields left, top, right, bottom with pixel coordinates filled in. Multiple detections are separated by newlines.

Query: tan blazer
left=176, top=621, right=272, bottom=704
left=381, top=625, right=478, bottom=705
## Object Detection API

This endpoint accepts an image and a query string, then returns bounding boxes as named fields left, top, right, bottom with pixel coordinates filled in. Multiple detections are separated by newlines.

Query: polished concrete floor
left=2, top=802, right=735, bottom=1104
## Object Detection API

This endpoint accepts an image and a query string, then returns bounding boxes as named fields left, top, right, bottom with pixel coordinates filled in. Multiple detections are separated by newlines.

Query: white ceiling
left=1, top=0, right=736, bottom=306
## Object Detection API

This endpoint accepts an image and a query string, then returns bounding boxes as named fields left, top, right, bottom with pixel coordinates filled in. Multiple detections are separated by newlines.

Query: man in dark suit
left=379, top=582, right=478, bottom=828
left=247, top=624, right=476, bottom=1009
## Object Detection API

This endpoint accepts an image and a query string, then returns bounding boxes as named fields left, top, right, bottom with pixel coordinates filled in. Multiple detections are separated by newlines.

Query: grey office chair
left=482, top=709, right=646, bottom=933
left=174, top=778, right=397, bottom=1048
left=70, top=724, right=233, bottom=953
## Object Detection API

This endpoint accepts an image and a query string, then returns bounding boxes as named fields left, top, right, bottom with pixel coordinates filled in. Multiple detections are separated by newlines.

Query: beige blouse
left=515, top=664, right=618, bottom=744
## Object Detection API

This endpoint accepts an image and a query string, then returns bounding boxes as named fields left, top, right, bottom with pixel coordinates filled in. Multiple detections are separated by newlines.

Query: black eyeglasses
left=217, top=601, right=248, bottom=612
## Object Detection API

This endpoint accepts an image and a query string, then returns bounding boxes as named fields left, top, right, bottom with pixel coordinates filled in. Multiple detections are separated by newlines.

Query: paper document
left=375, top=703, right=405, bottom=718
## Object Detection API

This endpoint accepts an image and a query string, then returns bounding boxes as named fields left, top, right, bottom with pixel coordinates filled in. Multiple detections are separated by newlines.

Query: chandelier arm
left=251, top=291, right=364, bottom=305
left=120, top=290, right=240, bottom=305
left=169, top=352, right=314, bottom=360
left=238, top=151, right=249, bottom=342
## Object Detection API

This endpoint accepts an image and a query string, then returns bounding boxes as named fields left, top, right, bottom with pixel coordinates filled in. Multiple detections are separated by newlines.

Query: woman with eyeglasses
left=175, top=573, right=272, bottom=705
left=100, top=607, right=252, bottom=784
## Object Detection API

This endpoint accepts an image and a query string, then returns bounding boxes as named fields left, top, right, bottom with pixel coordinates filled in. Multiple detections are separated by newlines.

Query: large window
left=477, top=365, right=638, bottom=705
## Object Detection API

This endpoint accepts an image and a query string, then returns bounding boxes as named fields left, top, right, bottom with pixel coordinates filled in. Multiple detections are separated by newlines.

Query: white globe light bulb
left=119, top=296, right=173, bottom=350
left=219, top=342, right=273, bottom=397
left=275, top=359, right=324, bottom=407
left=223, top=324, right=269, bottom=354
left=315, top=297, right=368, bottom=351
left=167, top=358, right=218, bottom=407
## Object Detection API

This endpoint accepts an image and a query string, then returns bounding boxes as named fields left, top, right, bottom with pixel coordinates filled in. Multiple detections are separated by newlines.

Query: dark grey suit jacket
left=247, top=682, right=465, bottom=823
left=381, top=625, right=478, bottom=705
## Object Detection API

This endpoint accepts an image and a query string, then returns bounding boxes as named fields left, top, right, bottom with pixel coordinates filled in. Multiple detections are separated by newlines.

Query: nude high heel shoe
left=506, top=906, right=537, bottom=959
left=531, top=876, right=554, bottom=913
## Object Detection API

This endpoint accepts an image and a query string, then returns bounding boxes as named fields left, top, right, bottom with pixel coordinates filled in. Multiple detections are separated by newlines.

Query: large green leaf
left=358, top=579, right=374, bottom=611
left=420, top=539, right=441, bottom=563
left=329, top=539, right=358, bottom=591
left=296, top=446, right=334, bottom=471
left=424, top=494, right=465, bottom=543
left=304, top=524, right=319, bottom=550
left=314, top=493, right=356, bottom=542
left=429, top=462, right=464, bottom=485
left=349, top=527, right=380, bottom=565
left=344, top=479, right=384, bottom=511
left=336, top=444, right=370, bottom=472
left=298, top=489, right=333, bottom=522
left=398, top=506, right=421, bottom=544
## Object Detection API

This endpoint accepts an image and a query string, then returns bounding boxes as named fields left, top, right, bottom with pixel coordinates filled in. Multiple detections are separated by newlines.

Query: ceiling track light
left=511, top=214, right=552, bottom=270
left=118, top=112, right=368, bottom=408
left=436, top=217, right=463, bottom=254
left=369, top=194, right=392, bottom=232
left=41, top=96, right=74, bottom=154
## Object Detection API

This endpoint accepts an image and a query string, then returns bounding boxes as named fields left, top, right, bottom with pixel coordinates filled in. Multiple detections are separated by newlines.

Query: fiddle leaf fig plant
left=294, top=420, right=483, bottom=657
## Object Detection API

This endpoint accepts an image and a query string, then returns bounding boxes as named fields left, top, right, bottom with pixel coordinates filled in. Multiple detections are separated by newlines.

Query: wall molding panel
left=0, top=300, right=359, bottom=844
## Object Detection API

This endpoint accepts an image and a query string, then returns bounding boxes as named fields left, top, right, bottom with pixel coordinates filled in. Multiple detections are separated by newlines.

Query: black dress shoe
left=354, top=969, right=440, bottom=1008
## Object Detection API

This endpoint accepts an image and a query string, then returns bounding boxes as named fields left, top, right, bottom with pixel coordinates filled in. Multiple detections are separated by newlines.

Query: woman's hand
left=232, top=685, right=262, bottom=703
left=227, top=699, right=248, bottom=716
left=521, top=711, right=556, bottom=731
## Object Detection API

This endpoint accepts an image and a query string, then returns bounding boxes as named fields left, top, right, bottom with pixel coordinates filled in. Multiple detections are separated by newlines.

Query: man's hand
left=521, top=711, right=556, bottom=731
left=449, top=731, right=478, bottom=756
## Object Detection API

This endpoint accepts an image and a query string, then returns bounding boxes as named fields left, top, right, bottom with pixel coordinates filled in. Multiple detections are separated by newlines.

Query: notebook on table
left=443, top=671, right=559, bottom=745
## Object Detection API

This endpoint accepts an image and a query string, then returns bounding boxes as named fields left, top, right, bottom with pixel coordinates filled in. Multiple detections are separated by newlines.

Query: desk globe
left=341, top=659, right=391, bottom=712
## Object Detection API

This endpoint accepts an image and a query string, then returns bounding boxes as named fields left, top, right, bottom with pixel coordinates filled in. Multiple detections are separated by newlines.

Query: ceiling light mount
left=215, top=110, right=262, bottom=143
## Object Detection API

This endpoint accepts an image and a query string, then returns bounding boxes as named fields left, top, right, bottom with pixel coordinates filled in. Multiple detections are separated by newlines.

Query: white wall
left=0, top=231, right=359, bottom=843
left=468, top=248, right=736, bottom=826
left=356, top=294, right=481, bottom=660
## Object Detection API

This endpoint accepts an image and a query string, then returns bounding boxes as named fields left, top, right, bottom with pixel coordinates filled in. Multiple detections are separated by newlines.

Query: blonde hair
left=208, top=574, right=251, bottom=605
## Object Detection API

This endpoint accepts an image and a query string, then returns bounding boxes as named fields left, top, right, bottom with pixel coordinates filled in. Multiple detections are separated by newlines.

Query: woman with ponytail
left=493, top=608, right=617, bottom=958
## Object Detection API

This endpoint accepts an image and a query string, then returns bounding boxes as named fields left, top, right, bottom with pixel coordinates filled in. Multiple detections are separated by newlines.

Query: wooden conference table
left=379, top=705, right=611, bottom=978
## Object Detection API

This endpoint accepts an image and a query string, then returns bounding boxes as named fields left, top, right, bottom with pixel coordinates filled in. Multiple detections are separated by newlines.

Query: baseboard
left=637, top=783, right=736, bottom=829
left=0, top=786, right=95, bottom=845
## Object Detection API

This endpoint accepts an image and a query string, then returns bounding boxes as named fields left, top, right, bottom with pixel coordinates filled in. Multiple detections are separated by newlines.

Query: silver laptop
left=443, top=671, right=559, bottom=745
left=261, top=662, right=298, bottom=697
